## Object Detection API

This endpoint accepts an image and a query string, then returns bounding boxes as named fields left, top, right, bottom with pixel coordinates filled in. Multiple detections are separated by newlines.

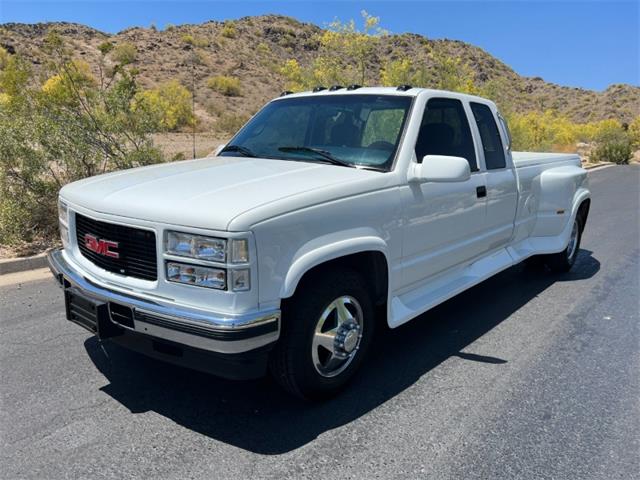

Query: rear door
left=469, top=102, right=518, bottom=251
left=400, top=97, right=488, bottom=287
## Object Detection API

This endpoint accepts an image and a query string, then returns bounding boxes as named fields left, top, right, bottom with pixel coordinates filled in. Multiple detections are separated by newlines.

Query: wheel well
left=292, top=251, right=389, bottom=307
left=577, top=199, right=591, bottom=229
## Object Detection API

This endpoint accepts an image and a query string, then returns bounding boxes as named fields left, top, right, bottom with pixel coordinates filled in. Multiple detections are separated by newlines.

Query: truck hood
left=61, top=156, right=383, bottom=231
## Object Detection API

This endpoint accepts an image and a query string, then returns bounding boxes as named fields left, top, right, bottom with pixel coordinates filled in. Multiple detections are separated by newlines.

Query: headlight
left=58, top=198, right=68, bottom=225
left=166, top=261, right=226, bottom=289
left=166, top=231, right=226, bottom=262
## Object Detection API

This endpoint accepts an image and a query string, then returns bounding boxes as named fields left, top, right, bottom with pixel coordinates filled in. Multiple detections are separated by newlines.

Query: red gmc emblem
left=84, top=234, right=119, bottom=259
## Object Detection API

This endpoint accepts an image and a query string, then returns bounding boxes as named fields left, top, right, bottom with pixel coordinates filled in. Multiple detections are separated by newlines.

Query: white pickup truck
left=49, top=87, right=590, bottom=399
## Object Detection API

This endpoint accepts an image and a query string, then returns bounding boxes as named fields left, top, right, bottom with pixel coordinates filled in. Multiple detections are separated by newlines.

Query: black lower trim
left=134, top=310, right=278, bottom=340
left=108, top=329, right=274, bottom=380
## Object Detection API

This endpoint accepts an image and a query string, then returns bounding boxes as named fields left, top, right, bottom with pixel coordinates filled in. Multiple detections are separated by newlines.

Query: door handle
left=476, top=186, right=487, bottom=198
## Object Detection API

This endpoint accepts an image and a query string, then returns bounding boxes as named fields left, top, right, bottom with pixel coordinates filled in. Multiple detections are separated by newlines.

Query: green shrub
left=221, top=22, right=237, bottom=39
left=0, top=46, right=10, bottom=69
left=216, top=112, right=249, bottom=134
left=591, top=137, right=633, bottom=164
left=257, top=42, right=271, bottom=56
left=627, top=116, right=640, bottom=148
left=0, top=38, right=163, bottom=245
left=135, top=80, right=194, bottom=131
left=112, top=42, right=137, bottom=65
left=206, top=75, right=241, bottom=96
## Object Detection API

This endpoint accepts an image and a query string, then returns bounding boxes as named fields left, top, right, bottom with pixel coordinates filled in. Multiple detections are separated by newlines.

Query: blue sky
left=1, top=1, right=638, bottom=91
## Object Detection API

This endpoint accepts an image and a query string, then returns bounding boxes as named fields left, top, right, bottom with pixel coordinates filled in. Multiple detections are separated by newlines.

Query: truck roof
left=273, top=86, right=496, bottom=108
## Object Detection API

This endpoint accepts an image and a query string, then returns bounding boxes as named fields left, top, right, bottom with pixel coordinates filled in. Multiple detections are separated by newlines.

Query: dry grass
left=152, top=132, right=229, bottom=159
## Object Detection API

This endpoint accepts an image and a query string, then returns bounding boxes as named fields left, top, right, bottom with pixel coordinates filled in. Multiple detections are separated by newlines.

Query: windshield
left=219, top=94, right=413, bottom=171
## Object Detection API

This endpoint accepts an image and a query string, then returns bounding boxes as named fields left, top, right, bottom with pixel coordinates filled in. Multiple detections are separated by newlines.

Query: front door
left=400, top=97, right=488, bottom=288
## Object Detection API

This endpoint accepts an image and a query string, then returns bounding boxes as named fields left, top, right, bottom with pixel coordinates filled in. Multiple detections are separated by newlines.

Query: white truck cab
left=49, top=86, right=590, bottom=399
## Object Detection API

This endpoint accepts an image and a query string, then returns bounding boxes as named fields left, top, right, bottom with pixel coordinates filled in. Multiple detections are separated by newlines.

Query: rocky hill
left=1, top=15, right=638, bottom=130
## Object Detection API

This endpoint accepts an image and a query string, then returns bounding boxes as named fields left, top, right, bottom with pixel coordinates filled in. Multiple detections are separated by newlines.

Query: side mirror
left=214, top=144, right=226, bottom=156
left=408, top=155, right=471, bottom=183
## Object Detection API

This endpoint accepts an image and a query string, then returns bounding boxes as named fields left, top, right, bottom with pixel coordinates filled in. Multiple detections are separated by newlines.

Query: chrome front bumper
left=47, top=249, right=280, bottom=355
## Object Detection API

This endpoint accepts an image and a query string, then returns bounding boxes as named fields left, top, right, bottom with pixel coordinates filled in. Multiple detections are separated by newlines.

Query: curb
left=583, top=162, right=613, bottom=170
left=0, top=252, right=49, bottom=275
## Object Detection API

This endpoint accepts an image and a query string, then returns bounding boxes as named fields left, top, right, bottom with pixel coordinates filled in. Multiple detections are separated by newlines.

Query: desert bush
left=0, top=33, right=163, bottom=245
left=507, top=110, right=580, bottom=152
left=628, top=116, right=640, bottom=148
left=112, top=42, right=137, bottom=65
left=221, top=21, right=237, bottom=39
left=216, top=112, right=249, bottom=134
left=257, top=42, right=271, bottom=56
left=591, top=137, right=633, bottom=164
left=207, top=75, right=241, bottom=96
left=135, top=80, right=194, bottom=131
left=0, top=46, right=9, bottom=69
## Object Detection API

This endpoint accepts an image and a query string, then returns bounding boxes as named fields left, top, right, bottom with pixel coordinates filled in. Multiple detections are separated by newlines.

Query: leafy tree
left=135, top=80, right=194, bottom=131
left=280, top=11, right=385, bottom=90
left=0, top=32, right=163, bottom=244
left=415, top=46, right=478, bottom=94
left=380, top=58, right=415, bottom=87
left=628, top=116, right=640, bottom=148
left=279, top=59, right=310, bottom=92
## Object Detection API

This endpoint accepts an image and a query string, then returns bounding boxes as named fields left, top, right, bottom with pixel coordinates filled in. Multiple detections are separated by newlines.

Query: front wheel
left=544, top=217, right=583, bottom=272
left=269, top=268, right=375, bottom=400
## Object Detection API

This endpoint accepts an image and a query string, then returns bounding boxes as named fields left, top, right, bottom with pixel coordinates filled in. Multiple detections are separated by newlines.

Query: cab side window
left=415, top=98, right=477, bottom=171
left=470, top=102, right=506, bottom=170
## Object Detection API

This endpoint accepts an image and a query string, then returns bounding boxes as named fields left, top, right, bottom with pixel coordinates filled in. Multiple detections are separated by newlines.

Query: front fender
left=280, top=228, right=389, bottom=298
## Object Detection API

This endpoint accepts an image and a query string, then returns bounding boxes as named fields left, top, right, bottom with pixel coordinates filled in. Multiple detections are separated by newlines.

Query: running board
left=389, top=248, right=515, bottom=328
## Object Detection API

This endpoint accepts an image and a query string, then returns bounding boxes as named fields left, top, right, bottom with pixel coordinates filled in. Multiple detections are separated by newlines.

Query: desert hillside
left=1, top=15, right=638, bottom=130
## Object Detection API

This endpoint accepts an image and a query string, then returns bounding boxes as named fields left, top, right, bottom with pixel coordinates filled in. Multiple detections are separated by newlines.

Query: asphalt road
left=1, top=165, right=639, bottom=480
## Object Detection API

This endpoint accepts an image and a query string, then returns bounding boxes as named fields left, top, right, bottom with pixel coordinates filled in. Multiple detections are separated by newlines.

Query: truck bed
left=512, top=151, right=581, bottom=168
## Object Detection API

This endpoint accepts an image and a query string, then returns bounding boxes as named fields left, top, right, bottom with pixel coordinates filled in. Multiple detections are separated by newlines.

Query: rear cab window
left=470, top=102, right=507, bottom=170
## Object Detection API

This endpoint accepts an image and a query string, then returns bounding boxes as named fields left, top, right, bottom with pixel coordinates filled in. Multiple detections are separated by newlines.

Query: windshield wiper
left=219, top=144, right=258, bottom=158
left=278, top=146, right=354, bottom=168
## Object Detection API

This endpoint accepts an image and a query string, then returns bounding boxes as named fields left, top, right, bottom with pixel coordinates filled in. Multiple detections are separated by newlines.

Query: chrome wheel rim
left=311, top=296, right=364, bottom=378
left=566, top=219, right=579, bottom=261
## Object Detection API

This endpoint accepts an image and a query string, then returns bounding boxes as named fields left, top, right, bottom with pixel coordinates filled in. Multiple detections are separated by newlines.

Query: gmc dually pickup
left=49, top=86, right=590, bottom=399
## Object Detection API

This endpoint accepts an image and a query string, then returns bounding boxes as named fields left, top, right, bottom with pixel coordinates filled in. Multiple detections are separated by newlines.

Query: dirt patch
left=152, top=132, right=230, bottom=159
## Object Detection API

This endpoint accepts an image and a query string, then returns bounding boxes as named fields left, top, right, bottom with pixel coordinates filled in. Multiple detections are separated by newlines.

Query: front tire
left=269, top=268, right=375, bottom=400
left=544, top=217, right=583, bottom=272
